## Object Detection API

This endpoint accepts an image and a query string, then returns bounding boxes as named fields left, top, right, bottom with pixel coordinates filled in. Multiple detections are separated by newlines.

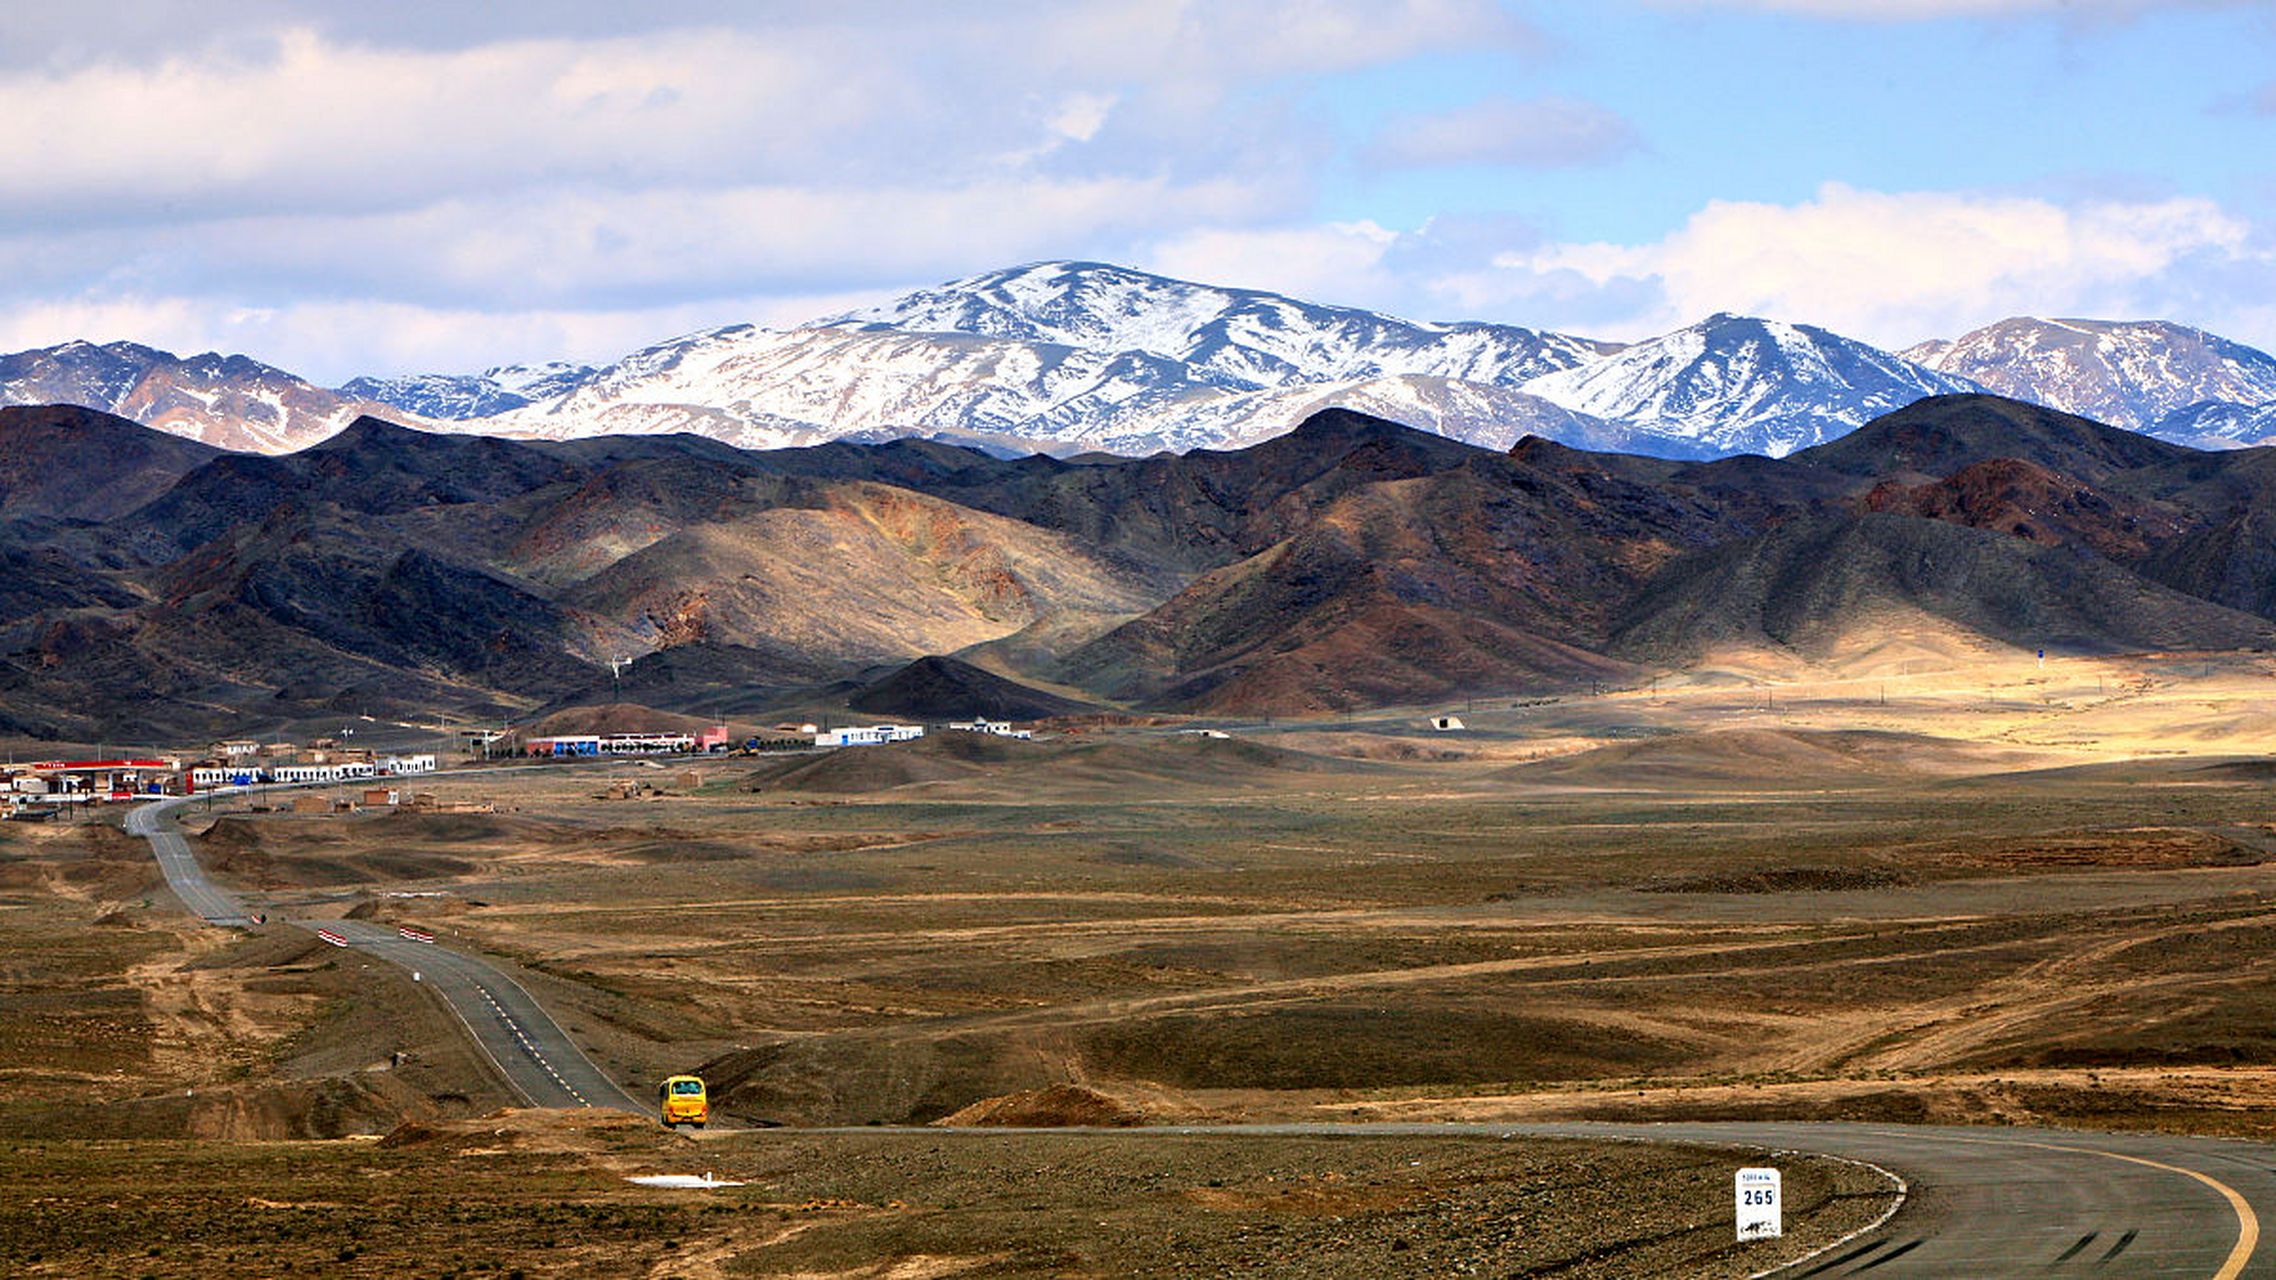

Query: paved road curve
left=1506, top=1121, right=2272, bottom=1278
left=1226, top=1121, right=2270, bottom=1278
left=127, top=793, right=642, bottom=1114
left=875, top=1119, right=2275, bottom=1276
left=125, top=797, right=261, bottom=926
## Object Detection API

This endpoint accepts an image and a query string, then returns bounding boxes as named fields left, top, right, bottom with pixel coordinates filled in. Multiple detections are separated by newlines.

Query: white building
left=269, top=762, right=376, bottom=785
left=947, top=719, right=1033, bottom=740
left=814, top=724, right=926, bottom=748
left=190, top=766, right=262, bottom=789
left=599, top=733, right=694, bottom=755
left=376, top=754, right=437, bottom=775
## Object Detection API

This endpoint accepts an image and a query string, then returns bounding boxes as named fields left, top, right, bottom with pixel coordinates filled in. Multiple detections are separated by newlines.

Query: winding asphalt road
left=1501, top=1121, right=2269, bottom=1277
left=127, top=792, right=642, bottom=1113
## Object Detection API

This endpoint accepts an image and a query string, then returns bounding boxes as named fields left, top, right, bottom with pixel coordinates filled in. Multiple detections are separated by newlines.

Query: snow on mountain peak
left=18, top=261, right=2276, bottom=462
left=1524, top=312, right=1977, bottom=457
left=830, top=259, right=1612, bottom=390
left=1905, top=316, right=2276, bottom=433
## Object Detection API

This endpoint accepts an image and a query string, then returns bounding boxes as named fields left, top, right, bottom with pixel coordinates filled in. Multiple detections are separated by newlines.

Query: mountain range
left=8, top=390, right=2276, bottom=738
left=6, top=262, right=2275, bottom=462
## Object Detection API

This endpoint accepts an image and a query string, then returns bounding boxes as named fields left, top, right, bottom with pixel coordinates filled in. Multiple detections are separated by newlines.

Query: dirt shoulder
left=0, top=1109, right=1895, bottom=1279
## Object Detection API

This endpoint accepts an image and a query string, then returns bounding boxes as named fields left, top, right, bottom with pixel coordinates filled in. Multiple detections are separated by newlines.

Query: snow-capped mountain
left=0, top=339, right=411, bottom=453
left=1905, top=318, right=2276, bottom=435
left=10, top=261, right=2275, bottom=463
left=833, top=260, right=1617, bottom=388
left=477, top=261, right=1669, bottom=456
left=2151, top=400, right=2276, bottom=449
left=492, top=322, right=1221, bottom=452
left=1522, top=313, right=1979, bottom=457
left=341, top=361, right=596, bottom=420
left=1089, top=374, right=1720, bottom=457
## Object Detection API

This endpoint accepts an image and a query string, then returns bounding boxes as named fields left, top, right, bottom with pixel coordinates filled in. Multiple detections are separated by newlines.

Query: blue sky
left=0, top=0, right=2270, bottom=379
left=1321, top=3, right=2276, bottom=235
left=1331, top=7, right=2254, bottom=225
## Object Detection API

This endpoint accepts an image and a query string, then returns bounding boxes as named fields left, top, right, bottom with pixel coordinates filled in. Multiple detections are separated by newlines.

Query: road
left=1500, top=1121, right=2270, bottom=1277
left=124, top=797, right=261, bottom=927
left=1059, top=1120, right=2263, bottom=1277
left=126, top=792, right=643, bottom=1114
left=320, top=918, right=641, bottom=1111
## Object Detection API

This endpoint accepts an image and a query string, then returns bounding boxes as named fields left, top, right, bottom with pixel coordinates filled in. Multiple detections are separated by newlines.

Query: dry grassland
left=7, top=648, right=2276, bottom=1271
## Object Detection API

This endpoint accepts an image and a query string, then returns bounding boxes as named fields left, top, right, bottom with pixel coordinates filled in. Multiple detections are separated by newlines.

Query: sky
left=1, top=0, right=2272, bottom=382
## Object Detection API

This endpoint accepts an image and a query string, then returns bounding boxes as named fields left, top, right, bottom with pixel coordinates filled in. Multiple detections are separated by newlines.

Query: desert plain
left=7, top=645, right=2276, bottom=1275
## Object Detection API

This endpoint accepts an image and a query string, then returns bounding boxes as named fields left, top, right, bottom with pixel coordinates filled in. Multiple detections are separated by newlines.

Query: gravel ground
left=0, top=1111, right=1897, bottom=1278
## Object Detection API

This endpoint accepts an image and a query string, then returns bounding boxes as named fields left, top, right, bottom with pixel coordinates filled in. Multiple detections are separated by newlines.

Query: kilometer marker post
left=1736, top=1167, right=1782, bottom=1241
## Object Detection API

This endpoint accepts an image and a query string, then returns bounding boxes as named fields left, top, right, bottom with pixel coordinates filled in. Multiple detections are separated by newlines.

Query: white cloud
left=5, top=3, right=2266, bottom=386
left=0, top=3, right=1527, bottom=225
left=1143, top=222, right=1403, bottom=303
left=1122, top=187, right=2276, bottom=356
left=1047, top=92, right=1117, bottom=144
left=0, top=177, right=1282, bottom=306
left=1366, top=96, right=1642, bottom=169
left=0, top=2, right=1533, bottom=375
left=0, top=290, right=899, bottom=384
left=1478, top=184, right=2270, bottom=347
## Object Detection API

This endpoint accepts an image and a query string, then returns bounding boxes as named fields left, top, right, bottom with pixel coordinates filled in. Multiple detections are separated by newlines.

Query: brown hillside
left=1797, top=393, right=2194, bottom=484
left=525, top=702, right=733, bottom=736
left=564, top=479, right=1173, bottom=668
left=1614, top=512, right=2276, bottom=663
left=1065, top=453, right=1735, bottom=712
left=1861, top=456, right=2189, bottom=559
left=0, top=403, right=220, bottom=521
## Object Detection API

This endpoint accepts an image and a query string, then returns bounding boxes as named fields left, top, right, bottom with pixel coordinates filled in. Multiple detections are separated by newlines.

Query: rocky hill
left=8, top=393, right=2276, bottom=736
left=0, top=404, right=219, bottom=521
left=846, top=655, right=1098, bottom=721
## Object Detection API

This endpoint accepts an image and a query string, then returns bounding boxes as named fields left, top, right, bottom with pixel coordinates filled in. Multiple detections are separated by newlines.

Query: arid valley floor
left=9, top=648, right=2276, bottom=1275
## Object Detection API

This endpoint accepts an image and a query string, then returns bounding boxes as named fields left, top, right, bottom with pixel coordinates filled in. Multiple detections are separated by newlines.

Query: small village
left=0, top=736, right=438, bottom=819
left=1, top=715, right=1041, bottom=819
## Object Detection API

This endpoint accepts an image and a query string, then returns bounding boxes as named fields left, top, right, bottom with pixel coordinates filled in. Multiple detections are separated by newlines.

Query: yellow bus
left=659, top=1074, right=708, bottom=1128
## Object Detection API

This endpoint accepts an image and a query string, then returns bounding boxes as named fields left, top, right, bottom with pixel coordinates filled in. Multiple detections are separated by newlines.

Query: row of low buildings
left=517, top=718, right=1036, bottom=758
left=521, top=727, right=733, bottom=758
left=813, top=719, right=1034, bottom=748
left=2, top=758, right=181, bottom=813
left=945, top=719, right=1033, bottom=740
left=1, top=746, right=443, bottom=816
left=186, top=754, right=437, bottom=791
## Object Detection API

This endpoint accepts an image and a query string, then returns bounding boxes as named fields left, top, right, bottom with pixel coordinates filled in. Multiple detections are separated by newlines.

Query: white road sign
left=1737, top=1167, right=1783, bottom=1240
